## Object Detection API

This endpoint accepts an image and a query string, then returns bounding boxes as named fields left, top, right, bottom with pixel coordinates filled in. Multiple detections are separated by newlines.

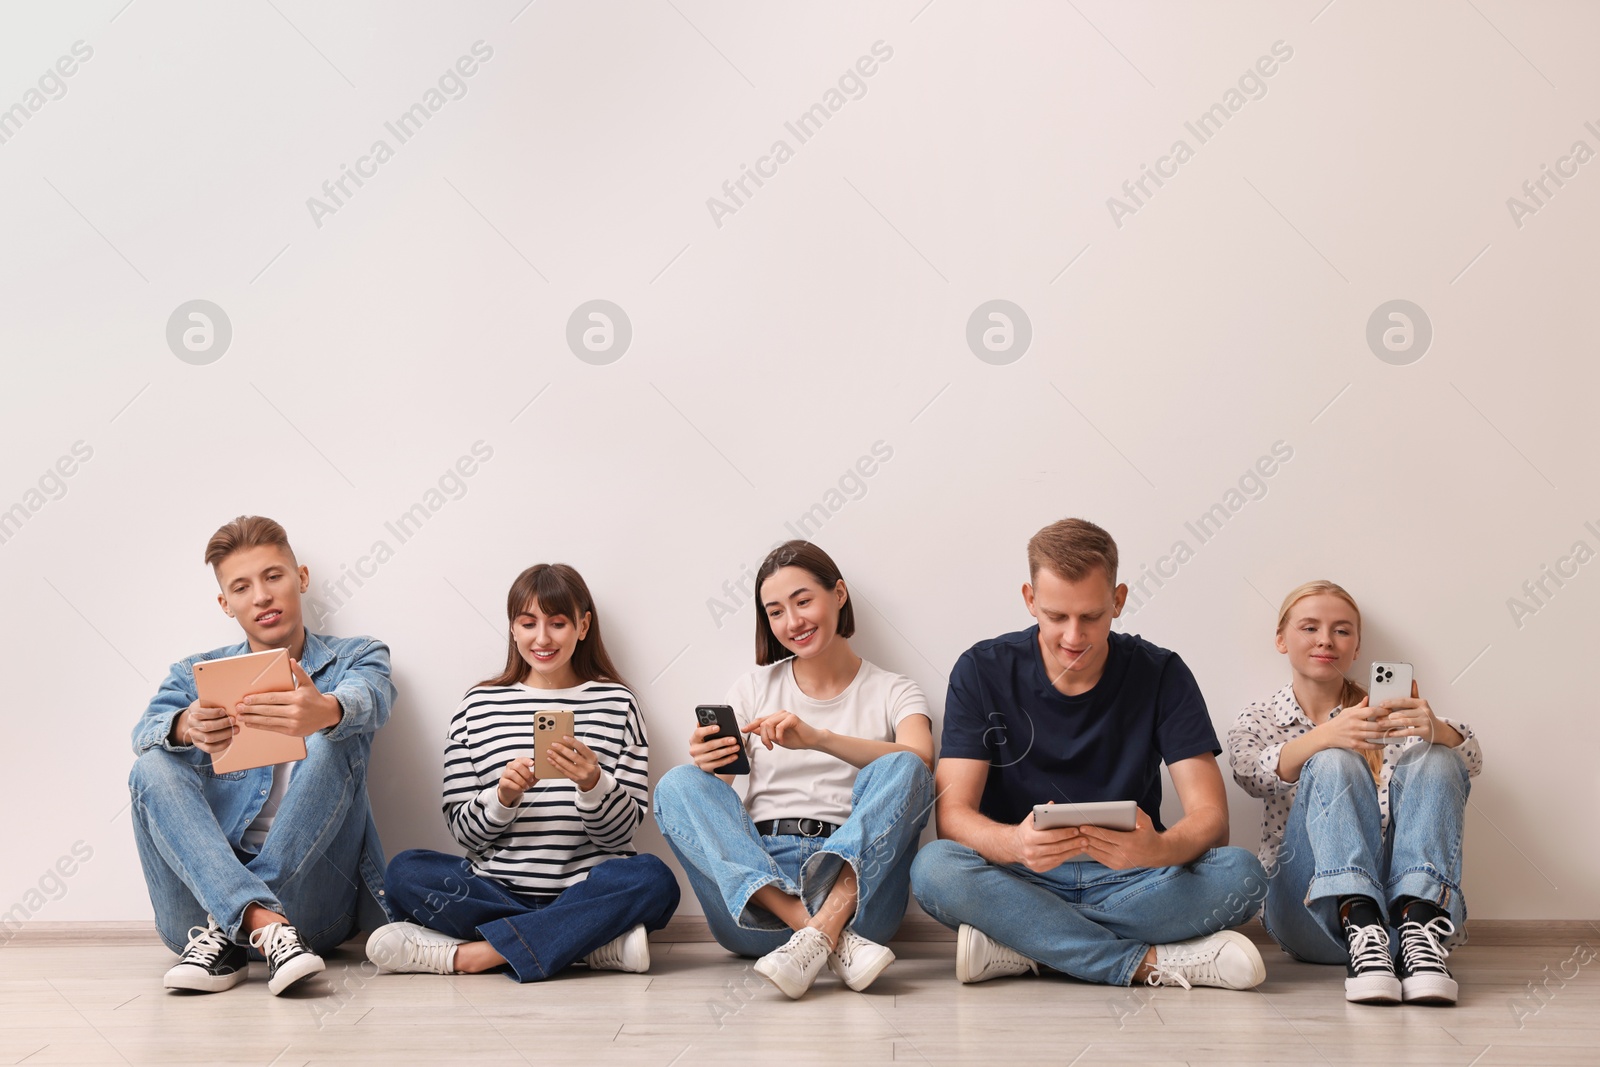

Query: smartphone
left=695, top=704, right=751, bottom=776
left=1368, top=661, right=1415, bottom=743
left=1032, top=800, right=1138, bottom=832
left=532, top=710, right=576, bottom=779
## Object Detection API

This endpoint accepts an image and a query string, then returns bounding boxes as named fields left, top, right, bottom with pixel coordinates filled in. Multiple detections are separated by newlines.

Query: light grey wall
left=1, top=1, right=1593, bottom=924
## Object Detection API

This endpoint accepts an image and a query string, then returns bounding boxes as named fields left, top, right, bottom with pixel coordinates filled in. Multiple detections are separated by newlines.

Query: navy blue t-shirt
left=940, top=627, right=1219, bottom=830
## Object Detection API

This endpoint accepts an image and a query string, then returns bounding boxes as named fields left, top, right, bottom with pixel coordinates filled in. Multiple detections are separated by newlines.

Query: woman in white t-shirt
left=654, top=540, right=934, bottom=1000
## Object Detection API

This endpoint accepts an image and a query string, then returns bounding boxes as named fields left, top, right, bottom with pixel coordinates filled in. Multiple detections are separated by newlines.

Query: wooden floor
left=1, top=937, right=1595, bottom=1065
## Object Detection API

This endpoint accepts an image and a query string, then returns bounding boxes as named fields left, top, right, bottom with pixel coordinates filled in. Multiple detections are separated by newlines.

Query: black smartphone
left=694, top=704, right=751, bottom=776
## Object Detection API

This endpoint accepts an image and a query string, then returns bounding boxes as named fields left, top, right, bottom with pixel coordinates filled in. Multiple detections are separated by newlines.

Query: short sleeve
left=1153, top=652, right=1221, bottom=764
left=726, top=672, right=756, bottom=730
left=938, top=650, right=993, bottom=762
left=886, top=674, right=931, bottom=737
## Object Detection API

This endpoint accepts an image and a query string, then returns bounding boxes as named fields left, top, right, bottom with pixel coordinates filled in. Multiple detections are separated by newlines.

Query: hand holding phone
left=1368, top=662, right=1416, bottom=744
left=692, top=705, right=751, bottom=776
left=533, top=711, right=576, bottom=778
left=497, top=756, right=537, bottom=808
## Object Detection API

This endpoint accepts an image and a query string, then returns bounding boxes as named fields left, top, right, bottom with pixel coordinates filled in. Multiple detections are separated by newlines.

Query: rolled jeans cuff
left=1306, top=866, right=1386, bottom=915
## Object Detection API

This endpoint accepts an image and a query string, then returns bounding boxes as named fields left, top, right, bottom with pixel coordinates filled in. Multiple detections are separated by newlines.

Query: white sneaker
left=585, top=924, right=651, bottom=973
left=247, top=921, right=325, bottom=995
left=1146, top=930, right=1266, bottom=990
left=753, top=927, right=831, bottom=999
left=956, top=924, right=1039, bottom=984
left=365, top=922, right=465, bottom=975
left=826, top=928, right=895, bottom=991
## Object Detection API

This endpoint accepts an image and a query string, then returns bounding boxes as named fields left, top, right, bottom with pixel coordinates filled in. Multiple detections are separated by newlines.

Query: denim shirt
left=131, top=628, right=398, bottom=930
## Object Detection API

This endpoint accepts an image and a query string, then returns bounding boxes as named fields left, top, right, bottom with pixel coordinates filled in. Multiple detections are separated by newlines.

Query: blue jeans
left=652, top=750, right=933, bottom=956
left=911, top=840, right=1266, bottom=986
left=1262, top=745, right=1470, bottom=964
left=384, top=850, right=680, bottom=982
left=130, top=731, right=375, bottom=955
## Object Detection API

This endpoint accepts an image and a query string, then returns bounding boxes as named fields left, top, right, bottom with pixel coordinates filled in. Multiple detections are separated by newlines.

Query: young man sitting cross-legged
left=129, top=515, right=396, bottom=995
left=911, top=518, right=1269, bottom=991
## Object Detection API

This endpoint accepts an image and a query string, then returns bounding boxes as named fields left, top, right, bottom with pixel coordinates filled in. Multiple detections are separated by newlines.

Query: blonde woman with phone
left=1227, top=580, right=1483, bottom=1006
left=365, top=564, right=679, bottom=981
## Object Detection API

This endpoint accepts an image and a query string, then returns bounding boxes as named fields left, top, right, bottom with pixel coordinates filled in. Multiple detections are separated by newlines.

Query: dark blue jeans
left=384, top=850, right=680, bottom=982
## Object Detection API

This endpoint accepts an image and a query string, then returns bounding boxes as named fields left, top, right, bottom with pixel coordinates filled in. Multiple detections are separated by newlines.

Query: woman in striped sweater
left=365, top=564, right=679, bottom=982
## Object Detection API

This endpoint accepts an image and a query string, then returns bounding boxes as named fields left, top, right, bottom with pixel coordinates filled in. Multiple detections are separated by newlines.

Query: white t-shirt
left=728, top=657, right=929, bottom=826
left=240, top=761, right=294, bottom=851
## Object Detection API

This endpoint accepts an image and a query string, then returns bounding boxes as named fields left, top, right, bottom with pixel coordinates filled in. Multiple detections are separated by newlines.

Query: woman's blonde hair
left=1277, top=580, right=1380, bottom=780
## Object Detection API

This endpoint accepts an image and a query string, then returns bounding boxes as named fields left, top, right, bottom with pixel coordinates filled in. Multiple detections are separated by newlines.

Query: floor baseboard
left=5, top=916, right=1595, bottom=949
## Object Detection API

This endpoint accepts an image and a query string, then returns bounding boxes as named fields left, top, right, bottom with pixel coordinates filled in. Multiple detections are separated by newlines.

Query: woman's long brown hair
left=478, top=564, right=630, bottom=690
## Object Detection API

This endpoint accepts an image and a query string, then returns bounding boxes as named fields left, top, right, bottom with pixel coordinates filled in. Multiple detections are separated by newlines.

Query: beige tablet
left=195, top=648, right=308, bottom=773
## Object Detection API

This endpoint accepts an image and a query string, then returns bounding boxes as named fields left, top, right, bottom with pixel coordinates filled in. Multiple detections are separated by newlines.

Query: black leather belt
left=756, top=818, right=839, bottom=838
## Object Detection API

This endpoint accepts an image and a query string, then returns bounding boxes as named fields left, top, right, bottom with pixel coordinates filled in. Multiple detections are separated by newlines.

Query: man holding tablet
left=129, top=515, right=396, bottom=995
left=910, top=518, right=1268, bottom=990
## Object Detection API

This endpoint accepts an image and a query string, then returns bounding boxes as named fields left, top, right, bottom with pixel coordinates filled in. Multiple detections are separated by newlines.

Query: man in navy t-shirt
left=910, top=518, right=1268, bottom=990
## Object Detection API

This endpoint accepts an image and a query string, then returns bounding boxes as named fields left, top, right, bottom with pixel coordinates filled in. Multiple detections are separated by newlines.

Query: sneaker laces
left=587, top=934, right=626, bottom=970
left=1345, top=922, right=1394, bottom=973
left=787, top=927, right=831, bottom=969
left=1144, top=962, right=1193, bottom=989
left=1398, top=916, right=1454, bottom=975
left=178, top=919, right=233, bottom=965
left=404, top=934, right=459, bottom=974
left=248, top=922, right=307, bottom=968
left=832, top=929, right=864, bottom=966
left=1145, top=946, right=1220, bottom=990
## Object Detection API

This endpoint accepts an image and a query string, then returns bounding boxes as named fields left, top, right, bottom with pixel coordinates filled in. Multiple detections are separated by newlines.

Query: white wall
left=2, top=1, right=1595, bottom=926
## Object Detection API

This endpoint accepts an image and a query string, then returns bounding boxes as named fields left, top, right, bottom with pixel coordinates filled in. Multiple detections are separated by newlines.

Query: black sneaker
left=1397, top=915, right=1458, bottom=1005
left=164, top=917, right=249, bottom=993
left=1343, top=921, right=1401, bottom=1004
left=247, top=921, right=325, bottom=995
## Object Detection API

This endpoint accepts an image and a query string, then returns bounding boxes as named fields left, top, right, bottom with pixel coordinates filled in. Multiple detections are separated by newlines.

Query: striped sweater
left=442, top=680, right=649, bottom=895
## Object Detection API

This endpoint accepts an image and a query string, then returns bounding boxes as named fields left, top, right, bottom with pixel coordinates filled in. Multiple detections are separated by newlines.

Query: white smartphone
left=1368, top=661, right=1415, bottom=743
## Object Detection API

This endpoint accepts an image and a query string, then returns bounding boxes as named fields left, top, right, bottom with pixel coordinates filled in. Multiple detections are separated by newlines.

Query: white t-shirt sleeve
left=886, top=675, right=931, bottom=737
left=727, top=674, right=752, bottom=730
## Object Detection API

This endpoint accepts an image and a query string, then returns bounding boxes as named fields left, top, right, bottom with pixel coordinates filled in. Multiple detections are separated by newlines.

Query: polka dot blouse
left=1226, top=682, right=1484, bottom=870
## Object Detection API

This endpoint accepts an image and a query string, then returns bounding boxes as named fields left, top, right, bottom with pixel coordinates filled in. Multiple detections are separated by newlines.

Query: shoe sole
left=1345, top=974, right=1402, bottom=1004
left=955, top=925, right=981, bottom=984
left=1401, top=974, right=1458, bottom=1005
left=829, top=947, right=895, bottom=992
left=268, top=953, right=326, bottom=996
left=164, top=967, right=248, bottom=993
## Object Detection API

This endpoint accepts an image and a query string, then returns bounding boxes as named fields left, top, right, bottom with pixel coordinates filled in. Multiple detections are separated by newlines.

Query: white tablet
left=1031, top=800, right=1138, bottom=832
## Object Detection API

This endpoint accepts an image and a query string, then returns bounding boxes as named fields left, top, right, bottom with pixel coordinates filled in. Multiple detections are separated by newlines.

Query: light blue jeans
left=912, top=841, right=1266, bottom=986
left=652, top=750, right=933, bottom=956
left=1262, top=744, right=1470, bottom=963
left=129, top=731, right=373, bottom=954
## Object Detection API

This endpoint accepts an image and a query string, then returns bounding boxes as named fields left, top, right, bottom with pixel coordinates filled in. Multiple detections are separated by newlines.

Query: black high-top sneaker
left=163, top=916, right=250, bottom=993
left=1396, top=903, right=1458, bottom=1005
left=1341, top=898, right=1400, bottom=1004
left=247, top=921, right=325, bottom=995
